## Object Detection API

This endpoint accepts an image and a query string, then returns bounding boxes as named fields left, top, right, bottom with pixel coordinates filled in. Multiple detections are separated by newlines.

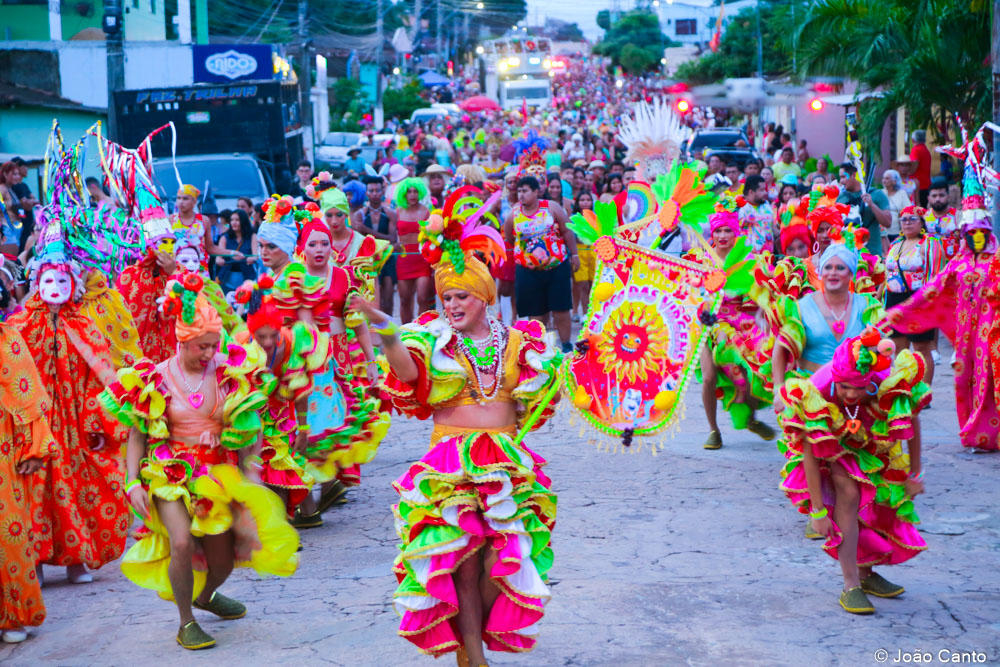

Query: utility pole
left=299, top=0, right=314, bottom=161
left=754, top=0, right=763, bottom=78
left=375, top=0, right=385, bottom=129
left=436, top=0, right=443, bottom=69
left=993, top=0, right=1000, bottom=234
left=102, top=0, right=124, bottom=142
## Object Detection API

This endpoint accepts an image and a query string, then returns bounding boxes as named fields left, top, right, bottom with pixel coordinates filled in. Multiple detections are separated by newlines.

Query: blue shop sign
left=193, top=44, right=275, bottom=83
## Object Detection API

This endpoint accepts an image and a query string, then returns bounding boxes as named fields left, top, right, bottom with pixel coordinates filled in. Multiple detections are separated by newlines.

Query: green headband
left=320, top=187, right=349, bottom=214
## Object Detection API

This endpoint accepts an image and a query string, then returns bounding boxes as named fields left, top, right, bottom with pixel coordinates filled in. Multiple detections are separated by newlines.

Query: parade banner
left=566, top=236, right=714, bottom=452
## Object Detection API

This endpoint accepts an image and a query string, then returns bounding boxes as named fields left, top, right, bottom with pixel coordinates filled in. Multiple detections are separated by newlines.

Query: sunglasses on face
left=900, top=215, right=922, bottom=223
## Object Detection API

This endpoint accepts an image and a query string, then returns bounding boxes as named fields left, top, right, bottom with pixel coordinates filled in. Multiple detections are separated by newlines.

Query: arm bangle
left=809, top=506, right=828, bottom=520
left=124, top=479, right=141, bottom=495
left=908, top=470, right=923, bottom=481
left=296, top=424, right=310, bottom=433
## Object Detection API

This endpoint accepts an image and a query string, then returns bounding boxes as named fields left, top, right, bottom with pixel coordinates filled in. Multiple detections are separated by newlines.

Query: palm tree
left=792, top=0, right=990, bottom=154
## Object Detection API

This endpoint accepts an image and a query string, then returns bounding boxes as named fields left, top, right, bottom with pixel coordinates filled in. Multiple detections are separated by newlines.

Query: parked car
left=315, top=132, right=364, bottom=171
left=680, top=128, right=760, bottom=169
left=409, top=107, right=461, bottom=125
left=151, top=153, right=271, bottom=214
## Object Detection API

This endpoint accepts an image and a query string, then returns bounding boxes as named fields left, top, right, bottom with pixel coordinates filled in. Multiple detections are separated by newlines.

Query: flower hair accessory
left=235, top=274, right=283, bottom=332
left=305, top=171, right=335, bottom=201
left=420, top=186, right=505, bottom=305
left=163, top=271, right=204, bottom=323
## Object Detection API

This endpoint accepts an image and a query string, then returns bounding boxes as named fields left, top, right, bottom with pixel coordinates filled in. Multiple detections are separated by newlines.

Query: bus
left=480, top=37, right=553, bottom=110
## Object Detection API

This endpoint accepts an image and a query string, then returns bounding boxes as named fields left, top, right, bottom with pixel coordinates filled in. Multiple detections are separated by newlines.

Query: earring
left=866, top=381, right=878, bottom=396
left=812, top=241, right=820, bottom=254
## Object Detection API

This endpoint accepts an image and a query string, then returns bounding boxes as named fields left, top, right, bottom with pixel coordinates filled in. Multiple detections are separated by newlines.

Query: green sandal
left=703, top=430, right=723, bottom=450
left=861, top=572, right=905, bottom=598
left=805, top=519, right=825, bottom=540
left=177, top=621, right=215, bottom=650
left=193, top=591, right=247, bottom=620
left=839, top=586, right=875, bottom=614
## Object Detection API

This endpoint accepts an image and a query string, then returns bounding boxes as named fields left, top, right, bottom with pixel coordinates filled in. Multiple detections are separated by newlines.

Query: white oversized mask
left=39, top=267, right=73, bottom=305
left=176, top=247, right=202, bottom=273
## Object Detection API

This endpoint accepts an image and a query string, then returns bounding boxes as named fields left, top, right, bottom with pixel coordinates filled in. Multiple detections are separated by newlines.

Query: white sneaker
left=67, top=564, right=93, bottom=584
left=2, top=628, right=28, bottom=643
left=931, top=350, right=941, bottom=365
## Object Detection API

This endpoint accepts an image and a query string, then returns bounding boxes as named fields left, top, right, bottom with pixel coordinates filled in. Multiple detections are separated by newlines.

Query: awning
left=418, top=70, right=452, bottom=88
left=818, top=91, right=882, bottom=106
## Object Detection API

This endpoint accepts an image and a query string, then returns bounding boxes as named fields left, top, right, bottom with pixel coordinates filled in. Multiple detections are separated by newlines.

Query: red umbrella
left=460, top=95, right=501, bottom=112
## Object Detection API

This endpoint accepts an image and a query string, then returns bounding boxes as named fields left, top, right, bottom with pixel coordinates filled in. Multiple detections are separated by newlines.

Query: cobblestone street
left=2, top=339, right=998, bottom=667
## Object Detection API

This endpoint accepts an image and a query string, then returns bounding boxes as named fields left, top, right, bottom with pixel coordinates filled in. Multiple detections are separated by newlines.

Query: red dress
left=8, top=297, right=129, bottom=569
left=115, top=254, right=178, bottom=363
left=396, top=216, right=432, bottom=279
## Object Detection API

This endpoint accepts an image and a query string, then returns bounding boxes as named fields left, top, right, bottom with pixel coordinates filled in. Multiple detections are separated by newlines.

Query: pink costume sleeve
left=886, top=262, right=958, bottom=342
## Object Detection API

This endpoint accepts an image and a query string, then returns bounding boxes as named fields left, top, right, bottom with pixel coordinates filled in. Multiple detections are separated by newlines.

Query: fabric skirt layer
left=121, top=442, right=299, bottom=601
left=779, top=438, right=926, bottom=567
left=392, top=424, right=557, bottom=656
left=304, top=331, right=389, bottom=486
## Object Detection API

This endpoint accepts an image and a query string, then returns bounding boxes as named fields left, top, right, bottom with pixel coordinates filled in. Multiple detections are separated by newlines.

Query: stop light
left=809, top=98, right=824, bottom=112
left=676, top=99, right=691, bottom=113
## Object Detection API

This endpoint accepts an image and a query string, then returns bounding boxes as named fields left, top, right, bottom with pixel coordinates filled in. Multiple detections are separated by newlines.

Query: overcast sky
left=524, top=0, right=609, bottom=40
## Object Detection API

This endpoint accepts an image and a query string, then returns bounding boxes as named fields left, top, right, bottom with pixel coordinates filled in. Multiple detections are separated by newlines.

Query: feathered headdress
left=512, top=128, right=548, bottom=162
left=419, top=186, right=505, bottom=304
left=617, top=98, right=683, bottom=182
left=517, top=144, right=547, bottom=179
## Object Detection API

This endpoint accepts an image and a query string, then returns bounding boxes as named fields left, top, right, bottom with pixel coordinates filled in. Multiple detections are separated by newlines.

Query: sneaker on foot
left=839, top=586, right=875, bottom=614
left=931, top=350, right=941, bottom=365
left=67, top=564, right=93, bottom=584
left=861, top=572, right=905, bottom=598
left=176, top=621, right=215, bottom=650
left=193, top=591, right=247, bottom=619
left=747, top=419, right=776, bottom=441
left=1, top=628, right=28, bottom=644
left=561, top=342, right=574, bottom=354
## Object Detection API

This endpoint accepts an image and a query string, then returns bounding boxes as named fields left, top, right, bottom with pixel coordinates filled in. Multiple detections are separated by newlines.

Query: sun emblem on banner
left=596, top=302, right=669, bottom=383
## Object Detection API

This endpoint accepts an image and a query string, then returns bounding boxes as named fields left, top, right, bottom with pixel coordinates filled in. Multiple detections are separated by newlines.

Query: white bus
left=480, top=37, right=553, bottom=110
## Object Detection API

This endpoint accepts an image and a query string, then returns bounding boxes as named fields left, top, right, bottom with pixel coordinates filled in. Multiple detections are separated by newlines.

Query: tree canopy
left=593, top=10, right=674, bottom=75
left=793, top=0, right=991, bottom=152
left=673, top=2, right=792, bottom=83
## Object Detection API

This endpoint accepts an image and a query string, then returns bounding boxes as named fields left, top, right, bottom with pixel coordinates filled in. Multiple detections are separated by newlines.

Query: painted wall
left=0, top=5, right=47, bottom=41
left=0, top=2, right=162, bottom=41
left=5, top=41, right=194, bottom=109
left=0, top=107, right=108, bottom=194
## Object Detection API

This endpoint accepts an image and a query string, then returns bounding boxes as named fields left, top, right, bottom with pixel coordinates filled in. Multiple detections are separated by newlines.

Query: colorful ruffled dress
left=8, top=297, right=129, bottom=569
left=99, top=338, right=300, bottom=601
left=235, top=322, right=329, bottom=515
left=768, top=292, right=885, bottom=385
left=686, top=247, right=775, bottom=427
left=777, top=350, right=929, bottom=566
left=330, top=230, right=392, bottom=305
left=0, top=324, right=55, bottom=631
left=115, top=254, right=177, bottom=364
left=271, top=262, right=389, bottom=485
left=381, top=314, right=562, bottom=656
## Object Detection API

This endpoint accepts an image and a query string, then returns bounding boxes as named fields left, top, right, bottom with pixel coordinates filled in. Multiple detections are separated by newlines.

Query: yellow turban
left=434, top=254, right=496, bottom=306
left=177, top=184, right=201, bottom=199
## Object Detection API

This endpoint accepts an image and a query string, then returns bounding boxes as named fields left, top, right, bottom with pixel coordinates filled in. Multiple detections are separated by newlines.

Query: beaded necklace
left=453, top=318, right=508, bottom=404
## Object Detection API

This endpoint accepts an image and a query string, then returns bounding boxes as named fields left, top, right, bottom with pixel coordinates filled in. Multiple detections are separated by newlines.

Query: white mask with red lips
left=38, top=267, right=74, bottom=305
